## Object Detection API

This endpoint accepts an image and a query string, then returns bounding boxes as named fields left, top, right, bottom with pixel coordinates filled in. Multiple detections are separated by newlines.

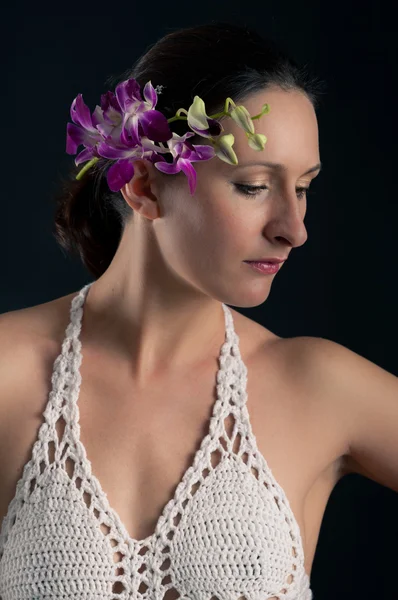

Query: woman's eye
left=234, top=184, right=268, bottom=196
left=234, top=183, right=310, bottom=199
left=296, top=187, right=310, bottom=199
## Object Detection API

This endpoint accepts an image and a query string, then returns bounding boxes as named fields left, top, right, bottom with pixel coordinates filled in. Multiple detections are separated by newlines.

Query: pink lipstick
left=243, top=260, right=282, bottom=274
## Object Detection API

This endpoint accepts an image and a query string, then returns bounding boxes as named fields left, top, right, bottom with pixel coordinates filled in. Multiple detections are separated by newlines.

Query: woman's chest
left=71, top=335, right=345, bottom=577
left=1, top=332, right=344, bottom=588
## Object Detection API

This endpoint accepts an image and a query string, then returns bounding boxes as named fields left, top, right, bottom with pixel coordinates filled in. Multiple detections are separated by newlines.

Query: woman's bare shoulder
left=0, top=291, right=76, bottom=340
left=0, top=291, right=76, bottom=418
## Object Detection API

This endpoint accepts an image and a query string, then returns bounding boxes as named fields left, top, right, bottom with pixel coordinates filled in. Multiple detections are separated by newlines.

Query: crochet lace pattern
left=0, top=282, right=313, bottom=600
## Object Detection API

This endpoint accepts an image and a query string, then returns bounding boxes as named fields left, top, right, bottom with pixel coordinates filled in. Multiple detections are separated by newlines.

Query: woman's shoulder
left=229, top=307, right=348, bottom=424
left=227, top=305, right=322, bottom=377
left=0, top=290, right=75, bottom=342
left=0, top=291, right=76, bottom=417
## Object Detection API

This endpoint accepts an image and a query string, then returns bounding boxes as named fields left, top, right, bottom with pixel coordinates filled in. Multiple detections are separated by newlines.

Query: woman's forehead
left=211, top=90, right=320, bottom=173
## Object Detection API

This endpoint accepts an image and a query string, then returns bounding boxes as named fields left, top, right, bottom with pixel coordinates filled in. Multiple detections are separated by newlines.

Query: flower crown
left=66, top=77, right=270, bottom=196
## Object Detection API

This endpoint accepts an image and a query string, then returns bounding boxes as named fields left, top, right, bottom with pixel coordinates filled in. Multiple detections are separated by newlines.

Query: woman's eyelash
left=234, top=183, right=311, bottom=199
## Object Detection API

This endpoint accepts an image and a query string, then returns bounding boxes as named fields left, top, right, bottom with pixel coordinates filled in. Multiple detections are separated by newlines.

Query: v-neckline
left=64, top=282, right=242, bottom=550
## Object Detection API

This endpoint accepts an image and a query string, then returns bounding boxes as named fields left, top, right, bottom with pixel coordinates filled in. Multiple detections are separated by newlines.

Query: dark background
left=4, top=3, right=398, bottom=599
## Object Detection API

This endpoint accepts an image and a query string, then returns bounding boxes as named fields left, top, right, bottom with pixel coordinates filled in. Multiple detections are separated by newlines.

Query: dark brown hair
left=53, top=20, right=326, bottom=279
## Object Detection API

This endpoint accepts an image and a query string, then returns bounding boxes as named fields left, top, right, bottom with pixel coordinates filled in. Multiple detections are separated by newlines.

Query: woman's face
left=126, top=86, right=321, bottom=308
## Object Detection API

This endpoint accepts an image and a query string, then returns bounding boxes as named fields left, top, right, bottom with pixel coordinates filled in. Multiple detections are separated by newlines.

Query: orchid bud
left=247, top=133, right=267, bottom=151
left=211, top=133, right=238, bottom=165
left=229, top=105, right=255, bottom=135
left=260, top=103, right=270, bottom=116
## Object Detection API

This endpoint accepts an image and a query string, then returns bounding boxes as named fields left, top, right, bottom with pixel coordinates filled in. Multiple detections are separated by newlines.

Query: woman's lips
left=243, top=260, right=282, bottom=274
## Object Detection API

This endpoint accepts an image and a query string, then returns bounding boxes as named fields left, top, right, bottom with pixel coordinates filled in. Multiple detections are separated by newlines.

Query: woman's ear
left=120, top=160, right=161, bottom=220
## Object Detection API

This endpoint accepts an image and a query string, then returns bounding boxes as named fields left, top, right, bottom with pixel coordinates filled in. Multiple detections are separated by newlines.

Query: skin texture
left=84, top=86, right=322, bottom=387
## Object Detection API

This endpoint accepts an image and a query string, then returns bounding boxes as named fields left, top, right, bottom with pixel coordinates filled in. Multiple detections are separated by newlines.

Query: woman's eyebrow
left=234, top=161, right=322, bottom=175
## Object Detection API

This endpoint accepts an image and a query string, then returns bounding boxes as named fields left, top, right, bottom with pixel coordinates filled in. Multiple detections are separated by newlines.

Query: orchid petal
left=97, top=140, right=140, bottom=160
left=139, top=110, right=172, bottom=142
left=91, top=105, right=106, bottom=128
left=164, top=131, right=195, bottom=157
left=187, top=97, right=222, bottom=138
left=121, top=112, right=141, bottom=146
left=187, top=144, right=216, bottom=162
left=92, top=95, right=122, bottom=134
left=141, top=136, right=169, bottom=154
left=115, top=78, right=142, bottom=113
left=179, top=159, right=198, bottom=195
left=66, top=122, right=101, bottom=154
left=203, top=117, right=223, bottom=137
left=66, top=122, right=83, bottom=154
left=107, top=159, right=136, bottom=192
left=188, top=117, right=222, bottom=138
left=142, top=80, right=158, bottom=109
left=75, top=147, right=98, bottom=165
left=91, top=106, right=118, bottom=139
left=174, top=131, right=195, bottom=143
left=100, top=91, right=123, bottom=121
left=102, top=122, right=126, bottom=148
left=70, top=94, right=95, bottom=131
left=187, top=96, right=210, bottom=131
left=174, top=141, right=194, bottom=159
left=149, top=153, right=168, bottom=166
left=154, top=159, right=182, bottom=174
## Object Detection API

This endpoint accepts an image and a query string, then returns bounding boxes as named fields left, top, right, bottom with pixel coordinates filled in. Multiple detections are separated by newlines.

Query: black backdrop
left=4, top=3, right=398, bottom=599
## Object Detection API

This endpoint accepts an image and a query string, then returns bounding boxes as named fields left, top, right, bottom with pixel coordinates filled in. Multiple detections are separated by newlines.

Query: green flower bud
left=212, top=133, right=238, bottom=165
left=229, top=105, right=255, bottom=134
left=247, top=133, right=267, bottom=151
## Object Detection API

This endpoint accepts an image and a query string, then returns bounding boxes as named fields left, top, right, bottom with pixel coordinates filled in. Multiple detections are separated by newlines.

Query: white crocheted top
left=0, top=282, right=313, bottom=600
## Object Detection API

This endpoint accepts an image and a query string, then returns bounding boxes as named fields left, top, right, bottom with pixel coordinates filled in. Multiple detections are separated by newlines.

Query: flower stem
left=251, top=104, right=270, bottom=120
left=76, top=157, right=99, bottom=180
left=167, top=115, right=187, bottom=123
left=167, top=110, right=230, bottom=124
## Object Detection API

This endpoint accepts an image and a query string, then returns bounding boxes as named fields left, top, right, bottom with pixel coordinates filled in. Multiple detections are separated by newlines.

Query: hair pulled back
left=53, top=21, right=326, bottom=279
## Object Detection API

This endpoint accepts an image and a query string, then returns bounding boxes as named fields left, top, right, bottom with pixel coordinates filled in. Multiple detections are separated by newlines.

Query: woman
left=0, top=20, right=397, bottom=600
